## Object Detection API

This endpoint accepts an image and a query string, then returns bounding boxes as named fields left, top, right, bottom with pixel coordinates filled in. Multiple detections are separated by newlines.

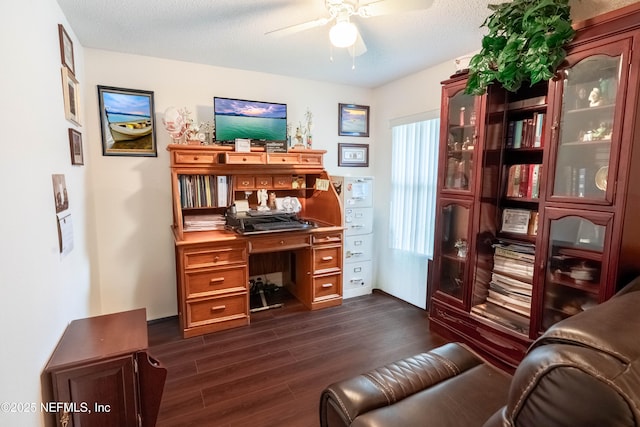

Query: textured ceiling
left=56, top=0, right=640, bottom=88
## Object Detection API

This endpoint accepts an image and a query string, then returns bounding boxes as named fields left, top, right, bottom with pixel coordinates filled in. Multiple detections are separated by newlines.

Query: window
left=389, top=116, right=440, bottom=257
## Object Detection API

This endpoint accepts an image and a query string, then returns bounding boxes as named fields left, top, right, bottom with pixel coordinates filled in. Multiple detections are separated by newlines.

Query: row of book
left=505, top=112, right=546, bottom=149
left=472, top=243, right=535, bottom=334
left=505, top=164, right=542, bottom=199
left=178, top=175, right=229, bottom=208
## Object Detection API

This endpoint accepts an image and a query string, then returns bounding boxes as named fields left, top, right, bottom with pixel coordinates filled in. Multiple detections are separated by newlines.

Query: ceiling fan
left=266, top=0, right=434, bottom=57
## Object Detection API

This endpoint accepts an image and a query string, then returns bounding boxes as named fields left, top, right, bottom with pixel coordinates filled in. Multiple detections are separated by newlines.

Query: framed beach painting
left=339, top=103, right=370, bottom=137
left=97, top=85, right=157, bottom=157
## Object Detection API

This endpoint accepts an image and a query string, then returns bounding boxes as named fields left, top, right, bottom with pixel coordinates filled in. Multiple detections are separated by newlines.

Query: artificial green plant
left=465, top=0, right=576, bottom=95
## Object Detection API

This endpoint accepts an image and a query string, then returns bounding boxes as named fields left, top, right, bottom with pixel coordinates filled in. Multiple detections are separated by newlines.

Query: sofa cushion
left=485, top=278, right=640, bottom=427
left=351, top=362, right=510, bottom=427
left=320, top=343, right=511, bottom=426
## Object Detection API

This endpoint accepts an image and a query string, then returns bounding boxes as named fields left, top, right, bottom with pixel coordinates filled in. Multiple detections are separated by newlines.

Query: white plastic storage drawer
left=343, top=261, right=373, bottom=291
left=344, top=207, right=373, bottom=236
left=342, top=177, right=373, bottom=208
left=344, top=234, right=373, bottom=263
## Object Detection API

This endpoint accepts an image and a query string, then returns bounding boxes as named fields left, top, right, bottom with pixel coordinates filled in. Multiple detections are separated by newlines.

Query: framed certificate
left=501, top=209, right=532, bottom=234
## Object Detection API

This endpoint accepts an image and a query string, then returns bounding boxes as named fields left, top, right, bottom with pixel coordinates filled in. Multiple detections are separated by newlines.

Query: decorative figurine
left=454, top=239, right=468, bottom=258
left=588, top=87, right=603, bottom=107
left=257, top=189, right=269, bottom=211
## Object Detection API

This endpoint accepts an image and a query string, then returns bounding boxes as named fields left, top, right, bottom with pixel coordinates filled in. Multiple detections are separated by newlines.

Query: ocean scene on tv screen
left=214, top=98, right=287, bottom=142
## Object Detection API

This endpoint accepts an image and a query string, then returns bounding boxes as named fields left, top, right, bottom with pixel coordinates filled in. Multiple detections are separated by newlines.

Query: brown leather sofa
left=319, top=277, right=640, bottom=426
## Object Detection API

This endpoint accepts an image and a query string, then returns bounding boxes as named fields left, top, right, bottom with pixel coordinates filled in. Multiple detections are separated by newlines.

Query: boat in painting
left=109, top=119, right=152, bottom=141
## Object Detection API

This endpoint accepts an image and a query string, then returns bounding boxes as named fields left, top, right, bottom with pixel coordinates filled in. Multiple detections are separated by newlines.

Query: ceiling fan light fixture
left=329, top=20, right=358, bottom=48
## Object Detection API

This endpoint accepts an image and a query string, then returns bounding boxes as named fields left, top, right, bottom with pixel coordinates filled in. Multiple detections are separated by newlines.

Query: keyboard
left=252, top=221, right=312, bottom=231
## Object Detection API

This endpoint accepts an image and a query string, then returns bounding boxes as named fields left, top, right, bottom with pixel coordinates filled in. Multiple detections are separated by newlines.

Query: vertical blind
left=389, top=118, right=440, bottom=257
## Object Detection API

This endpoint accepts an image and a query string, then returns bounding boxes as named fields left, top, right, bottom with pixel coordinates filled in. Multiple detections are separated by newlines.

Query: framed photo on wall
left=58, top=24, right=75, bottom=75
left=339, top=103, right=370, bottom=137
left=68, top=128, right=84, bottom=165
left=97, top=85, right=157, bottom=157
left=338, top=143, right=369, bottom=167
left=61, top=67, right=80, bottom=126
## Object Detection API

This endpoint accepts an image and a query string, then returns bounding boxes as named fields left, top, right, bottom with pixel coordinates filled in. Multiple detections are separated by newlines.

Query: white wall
left=84, top=50, right=373, bottom=319
left=370, top=62, right=456, bottom=308
left=0, top=0, right=94, bottom=425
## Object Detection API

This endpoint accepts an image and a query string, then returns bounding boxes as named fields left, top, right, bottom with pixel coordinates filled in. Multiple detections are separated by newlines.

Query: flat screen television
left=214, top=97, right=287, bottom=143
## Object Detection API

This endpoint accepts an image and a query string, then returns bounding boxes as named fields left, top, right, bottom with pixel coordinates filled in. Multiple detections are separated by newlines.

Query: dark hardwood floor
left=147, top=291, right=449, bottom=427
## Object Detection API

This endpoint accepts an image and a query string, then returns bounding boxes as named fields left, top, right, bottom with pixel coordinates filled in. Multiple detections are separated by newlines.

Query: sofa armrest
left=319, top=342, right=485, bottom=427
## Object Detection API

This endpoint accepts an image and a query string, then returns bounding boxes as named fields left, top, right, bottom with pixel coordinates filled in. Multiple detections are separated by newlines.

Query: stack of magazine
left=471, top=242, right=534, bottom=334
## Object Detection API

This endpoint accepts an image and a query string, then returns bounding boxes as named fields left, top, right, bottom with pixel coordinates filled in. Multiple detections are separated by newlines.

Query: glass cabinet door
left=539, top=208, right=613, bottom=331
left=442, top=84, right=480, bottom=193
left=433, top=199, right=472, bottom=304
left=549, top=40, right=631, bottom=204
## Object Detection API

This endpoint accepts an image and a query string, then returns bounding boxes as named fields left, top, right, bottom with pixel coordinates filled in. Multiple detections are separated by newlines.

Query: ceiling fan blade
left=265, top=17, right=331, bottom=37
left=357, top=0, right=434, bottom=18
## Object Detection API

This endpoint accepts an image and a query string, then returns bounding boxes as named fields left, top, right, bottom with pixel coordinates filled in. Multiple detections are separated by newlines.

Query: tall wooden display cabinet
left=429, top=4, right=640, bottom=371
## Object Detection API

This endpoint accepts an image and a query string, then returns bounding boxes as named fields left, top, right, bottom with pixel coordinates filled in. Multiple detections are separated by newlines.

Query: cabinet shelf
left=560, top=139, right=611, bottom=147
left=547, top=272, right=600, bottom=294
left=564, top=104, right=614, bottom=115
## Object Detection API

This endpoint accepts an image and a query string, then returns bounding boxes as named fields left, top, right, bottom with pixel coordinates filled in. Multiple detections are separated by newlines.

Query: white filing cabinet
left=333, top=176, right=374, bottom=298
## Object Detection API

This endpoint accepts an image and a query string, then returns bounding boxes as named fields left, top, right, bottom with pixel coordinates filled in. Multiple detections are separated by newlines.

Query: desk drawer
left=224, top=152, right=266, bottom=165
left=313, top=273, right=342, bottom=301
left=172, top=150, right=219, bottom=166
left=312, top=232, right=342, bottom=245
left=268, top=154, right=299, bottom=165
left=300, top=153, right=323, bottom=167
left=313, top=246, right=341, bottom=274
left=249, top=234, right=311, bottom=253
left=234, top=176, right=256, bottom=190
left=255, top=175, right=272, bottom=188
left=273, top=175, right=293, bottom=189
left=185, top=266, right=248, bottom=298
left=187, top=293, right=248, bottom=328
left=183, top=243, right=247, bottom=269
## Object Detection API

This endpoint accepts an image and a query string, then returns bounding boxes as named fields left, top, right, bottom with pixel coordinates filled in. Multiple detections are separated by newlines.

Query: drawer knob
left=209, top=277, right=225, bottom=284
left=193, top=156, right=199, bottom=160
left=214, top=256, right=220, bottom=262
left=279, top=240, right=285, bottom=245
left=321, top=256, right=333, bottom=261
left=242, top=157, right=248, bottom=162
left=211, top=305, right=226, bottom=311
left=321, top=283, right=333, bottom=288
left=242, top=181, right=250, bottom=186
left=282, top=158, right=286, bottom=162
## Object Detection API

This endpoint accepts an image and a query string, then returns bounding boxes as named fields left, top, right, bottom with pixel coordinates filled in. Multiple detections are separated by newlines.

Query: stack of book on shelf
left=505, top=112, right=545, bottom=149
left=471, top=243, right=534, bottom=334
left=505, top=164, right=542, bottom=199
left=183, top=214, right=226, bottom=231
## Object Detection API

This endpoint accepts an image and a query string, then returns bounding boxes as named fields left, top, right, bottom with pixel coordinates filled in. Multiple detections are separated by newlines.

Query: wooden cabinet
left=430, top=4, right=640, bottom=371
left=45, top=309, right=166, bottom=427
left=168, top=145, right=343, bottom=337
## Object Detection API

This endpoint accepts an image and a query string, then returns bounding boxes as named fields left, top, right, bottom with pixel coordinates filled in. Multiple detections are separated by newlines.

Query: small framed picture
left=338, top=143, right=369, bottom=167
left=339, top=103, right=370, bottom=137
left=68, top=128, right=84, bottom=165
left=58, top=24, right=75, bottom=75
left=97, top=85, right=157, bottom=157
left=61, top=67, right=81, bottom=126
left=501, top=208, right=532, bottom=234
